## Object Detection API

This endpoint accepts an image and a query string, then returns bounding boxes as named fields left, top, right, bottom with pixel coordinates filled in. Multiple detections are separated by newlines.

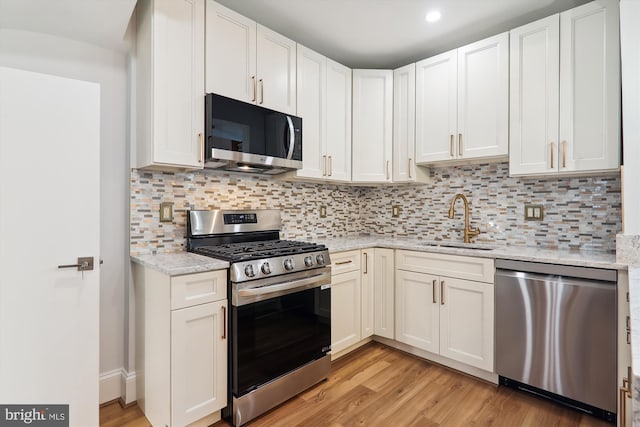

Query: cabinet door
left=152, top=0, right=205, bottom=168
left=325, top=59, right=352, bottom=181
left=457, top=32, right=509, bottom=160
left=559, top=0, right=620, bottom=173
left=393, top=63, right=417, bottom=182
left=296, top=45, right=327, bottom=179
left=439, top=278, right=494, bottom=372
left=415, top=50, right=457, bottom=163
left=352, top=69, right=393, bottom=182
left=331, top=270, right=362, bottom=355
left=373, top=248, right=395, bottom=339
left=361, top=249, right=374, bottom=339
left=257, top=24, right=297, bottom=115
left=205, top=0, right=256, bottom=103
left=509, top=15, right=560, bottom=176
left=171, top=300, right=227, bottom=427
left=395, top=270, right=439, bottom=353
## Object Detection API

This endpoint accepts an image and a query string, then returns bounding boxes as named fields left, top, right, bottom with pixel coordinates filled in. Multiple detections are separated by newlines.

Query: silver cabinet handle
left=58, top=257, right=94, bottom=271
left=251, top=76, right=256, bottom=102
left=458, top=134, right=463, bottom=156
left=440, top=280, right=445, bottom=305
left=450, top=134, right=455, bottom=157
left=335, top=260, right=352, bottom=265
left=259, top=79, right=264, bottom=104
left=328, top=156, right=333, bottom=176
left=363, top=252, right=368, bottom=274
left=198, top=132, right=203, bottom=163
left=550, top=141, right=556, bottom=169
left=386, top=160, right=391, bottom=180
left=322, top=155, right=327, bottom=176
left=562, top=140, right=567, bottom=168
left=409, top=158, right=413, bottom=179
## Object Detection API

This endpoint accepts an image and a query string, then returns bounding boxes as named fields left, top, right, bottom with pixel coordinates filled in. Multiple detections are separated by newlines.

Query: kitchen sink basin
left=421, top=242, right=495, bottom=251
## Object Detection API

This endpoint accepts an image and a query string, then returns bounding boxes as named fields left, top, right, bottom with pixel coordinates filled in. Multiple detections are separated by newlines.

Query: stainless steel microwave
left=204, top=93, right=302, bottom=174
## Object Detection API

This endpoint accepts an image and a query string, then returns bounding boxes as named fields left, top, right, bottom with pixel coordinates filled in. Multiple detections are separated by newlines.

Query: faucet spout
left=448, top=193, right=480, bottom=244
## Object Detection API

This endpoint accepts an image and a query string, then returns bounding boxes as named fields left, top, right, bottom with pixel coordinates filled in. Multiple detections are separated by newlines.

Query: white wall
left=0, top=29, right=129, bottom=401
left=620, top=0, right=640, bottom=236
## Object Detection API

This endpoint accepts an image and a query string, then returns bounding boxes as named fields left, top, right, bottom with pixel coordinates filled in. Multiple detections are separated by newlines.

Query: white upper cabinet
left=352, top=69, right=394, bottom=183
left=510, top=0, right=620, bottom=176
left=295, top=46, right=352, bottom=181
left=205, top=1, right=256, bottom=103
left=325, top=59, right=352, bottom=181
left=136, top=0, right=205, bottom=170
left=393, top=64, right=429, bottom=183
left=206, top=1, right=296, bottom=115
left=416, top=33, right=508, bottom=164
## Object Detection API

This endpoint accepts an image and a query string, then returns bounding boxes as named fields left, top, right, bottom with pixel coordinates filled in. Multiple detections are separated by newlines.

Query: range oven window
left=232, top=286, right=330, bottom=397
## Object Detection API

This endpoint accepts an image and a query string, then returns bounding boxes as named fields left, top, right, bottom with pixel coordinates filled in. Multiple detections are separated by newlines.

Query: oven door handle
left=238, top=272, right=329, bottom=298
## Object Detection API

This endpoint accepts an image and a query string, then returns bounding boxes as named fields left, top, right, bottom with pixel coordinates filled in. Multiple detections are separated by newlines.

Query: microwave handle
left=285, top=116, right=295, bottom=160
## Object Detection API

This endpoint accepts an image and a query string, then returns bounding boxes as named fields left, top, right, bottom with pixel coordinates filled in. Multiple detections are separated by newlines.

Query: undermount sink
left=421, top=242, right=495, bottom=251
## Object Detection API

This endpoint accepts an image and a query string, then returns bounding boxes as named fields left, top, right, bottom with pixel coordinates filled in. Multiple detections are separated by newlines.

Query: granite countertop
left=317, top=237, right=623, bottom=270
left=131, top=252, right=229, bottom=276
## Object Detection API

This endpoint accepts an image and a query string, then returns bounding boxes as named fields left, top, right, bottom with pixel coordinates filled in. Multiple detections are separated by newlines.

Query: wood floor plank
left=100, top=342, right=613, bottom=427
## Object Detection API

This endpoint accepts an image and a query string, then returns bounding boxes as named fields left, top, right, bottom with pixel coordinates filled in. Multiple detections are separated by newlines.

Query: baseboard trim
left=99, top=369, right=122, bottom=404
left=99, top=368, right=137, bottom=405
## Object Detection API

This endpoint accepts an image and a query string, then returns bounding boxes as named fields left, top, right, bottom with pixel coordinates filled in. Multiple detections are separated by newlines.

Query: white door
left=256, top=25, right=297, bottom=115
left=509, top=14, right=560, bottom=176
left=0, top=67, right=100, bottom=426
left=205, top=0, right=257, bottom=103
left=559, top=0, right=620, bottom=173
left=439, top=278, right=494, bottom=372
left=330, top=271, right=361, bottom=355
left=296, top=45, right=326, bottom=179
left=415, top=50, right=457, bottom=163
left=395, top=270, right=439, bottom=353
left=352, top=69, right=393, bottom=183
left=171, top=300, right=227, bottom=427
left=457, top=32, right=509, bottom=160
left=325, top=59, right=352, bottom=182
left=373, top=248, right=395, bottom=339
left=360, top=249, right=374, bottom=339
left=393, top=63, right=416, bottom=182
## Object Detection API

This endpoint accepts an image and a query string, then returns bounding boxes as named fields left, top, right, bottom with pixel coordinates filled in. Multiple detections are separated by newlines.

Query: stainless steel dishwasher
left=495, top=259, right=617, bottom=422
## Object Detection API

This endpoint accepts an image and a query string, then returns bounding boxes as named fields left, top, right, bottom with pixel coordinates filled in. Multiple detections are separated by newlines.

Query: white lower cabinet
left=133, top=266, right=228, bottom=427
left=373, top=248, right=395, bottom=339
left=395, top=250, right=495, bottom=372
left=331, top=269, right=362, bottom=355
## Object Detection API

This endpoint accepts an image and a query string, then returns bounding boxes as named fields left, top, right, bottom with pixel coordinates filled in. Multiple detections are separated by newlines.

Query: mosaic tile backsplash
left=130, top=162, right=621, bottom=255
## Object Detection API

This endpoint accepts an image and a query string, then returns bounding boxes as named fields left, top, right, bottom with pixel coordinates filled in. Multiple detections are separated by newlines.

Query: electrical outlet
left=319, top=206, right=327, bottom=218
left=392, top=205, right=401, bottom=218
left=524, top=204, right=544, bottom=221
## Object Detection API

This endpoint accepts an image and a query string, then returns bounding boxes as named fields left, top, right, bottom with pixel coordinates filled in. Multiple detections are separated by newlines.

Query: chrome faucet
left=448, top=193, right=480, bottom=244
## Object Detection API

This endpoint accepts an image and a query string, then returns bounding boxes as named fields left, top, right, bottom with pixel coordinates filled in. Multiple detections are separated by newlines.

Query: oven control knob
left=316, top=254, right=325, bottom=266
left=244, top=264, right=256, bottom=278
left=284, top=258, right=294, bottom=271
left=304, top=256, right=314, bottom=267
left=261, top=262, right=271, bottom=275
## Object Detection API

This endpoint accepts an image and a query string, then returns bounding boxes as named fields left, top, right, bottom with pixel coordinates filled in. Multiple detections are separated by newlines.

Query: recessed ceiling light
left=425, top=10, right=441, bottom=23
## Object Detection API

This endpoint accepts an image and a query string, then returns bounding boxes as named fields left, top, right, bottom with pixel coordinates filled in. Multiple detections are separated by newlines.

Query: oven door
left=231, top=268, right=331, bottom=397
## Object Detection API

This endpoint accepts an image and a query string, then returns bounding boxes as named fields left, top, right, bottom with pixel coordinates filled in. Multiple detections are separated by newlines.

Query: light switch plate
left=320, top=206, right=327, bottom=218
left=524, top=204, right=544, bottom=221
left=392, top=205, right=400, bottom=218
left=160, top=202, right=174, bottom=222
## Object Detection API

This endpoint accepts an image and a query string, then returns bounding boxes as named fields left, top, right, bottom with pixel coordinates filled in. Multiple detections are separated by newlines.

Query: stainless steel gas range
left=186, top=209, right=331, bottom=426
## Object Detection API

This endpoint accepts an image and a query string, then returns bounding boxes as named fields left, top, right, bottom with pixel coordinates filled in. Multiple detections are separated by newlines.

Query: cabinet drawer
left=396, top=250, right=494, bottom=284
left=331, top=250, right=362, bottom=275
left=171, top=270, right=227, bottom=310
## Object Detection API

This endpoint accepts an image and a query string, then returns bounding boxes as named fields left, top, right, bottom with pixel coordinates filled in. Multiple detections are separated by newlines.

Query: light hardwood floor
left=100, top=342, right=612, bottom=426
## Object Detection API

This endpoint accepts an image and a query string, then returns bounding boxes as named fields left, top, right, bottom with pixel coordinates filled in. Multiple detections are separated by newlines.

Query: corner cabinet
left=415, top=32, right=508, bottom=165
left=206, top=0, right=296, bottom=115
left=135, top=0, right=205, bottom=170
left=295, top=45, right=352, bottom=181
left=393, top=64, right=429, bottom=183
left=133, top=266, right=228, bottom=427
left=509, top=0, right=620, bottom=176
left=352, top=70, right=393, bottom=183
left=395, top=251, right=494, bottom=372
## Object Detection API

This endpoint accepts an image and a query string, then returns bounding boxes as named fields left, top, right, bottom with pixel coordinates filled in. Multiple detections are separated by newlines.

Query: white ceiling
left=216, top=0, right=592, bottom=68
left=0, top=0, right=137, bottom=52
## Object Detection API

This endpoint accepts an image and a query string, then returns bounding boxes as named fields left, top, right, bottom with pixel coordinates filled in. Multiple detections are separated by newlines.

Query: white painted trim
left=121, top=368, right=137, bottom=405
left=99, top=369, right=123, bottom=404
left=99, top=368, right=137, bottom=404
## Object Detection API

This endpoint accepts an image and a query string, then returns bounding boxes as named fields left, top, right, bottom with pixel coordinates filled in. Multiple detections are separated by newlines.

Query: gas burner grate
left=193, top=239, right=326, bottom=262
